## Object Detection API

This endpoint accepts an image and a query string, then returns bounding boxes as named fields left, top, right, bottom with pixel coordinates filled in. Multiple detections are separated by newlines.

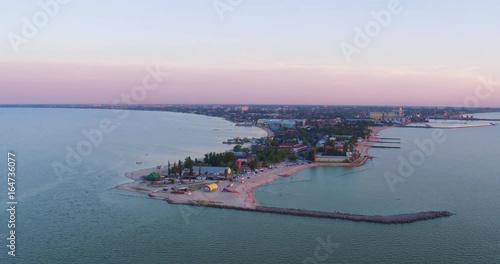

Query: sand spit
left=116, top=126, right=453, bottom=224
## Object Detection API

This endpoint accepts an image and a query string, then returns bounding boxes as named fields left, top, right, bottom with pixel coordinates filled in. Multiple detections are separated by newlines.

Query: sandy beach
left=257, top=125, right=274, bottom=137
left=116, top=126, right=391, bottom=209
left=352, top=126, right=390, bottom=165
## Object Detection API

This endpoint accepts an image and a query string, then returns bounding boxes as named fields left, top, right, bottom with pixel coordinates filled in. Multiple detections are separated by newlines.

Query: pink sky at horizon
left=1, top=1, right=499, bottom=107
left=1, top=61, right=498, bottom=107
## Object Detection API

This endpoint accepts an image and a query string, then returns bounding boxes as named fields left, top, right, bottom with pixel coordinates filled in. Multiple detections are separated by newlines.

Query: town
left=106, top=104, right=497, bottom=198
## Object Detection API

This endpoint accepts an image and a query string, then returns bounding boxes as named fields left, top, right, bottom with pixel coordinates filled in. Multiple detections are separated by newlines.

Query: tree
left=288, top=153, right=298, bottom=161
left=228, top=161, right=239, bottom=174
left=248, top=159, right=259, bottom=170
left=172, top=163, right=178, bottom=176
left=178, top=160, right=183, bottom=176
left=233, top=145, right=243, bottom=152
left=184, top=156, right=194, bottom=170
left=306, top=148, right=317, bottom=161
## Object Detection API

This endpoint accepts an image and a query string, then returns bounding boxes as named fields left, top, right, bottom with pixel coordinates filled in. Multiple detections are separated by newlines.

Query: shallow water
left=1, top=109, right=499, bottom=263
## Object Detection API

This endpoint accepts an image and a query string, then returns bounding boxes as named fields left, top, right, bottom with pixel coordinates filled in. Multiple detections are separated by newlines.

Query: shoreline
left=256, top=125, right=274, bottom=137
left=114, top=125, right=454, bottom=223
left=115, top=126, right=392, bottom=209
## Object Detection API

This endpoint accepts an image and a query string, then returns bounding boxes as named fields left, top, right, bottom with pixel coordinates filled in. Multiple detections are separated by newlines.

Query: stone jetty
left=166, top=199, right=452, bottom=224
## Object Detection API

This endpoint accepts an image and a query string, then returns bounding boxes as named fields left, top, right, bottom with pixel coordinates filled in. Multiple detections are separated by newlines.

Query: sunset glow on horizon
left=1, top=0, right=499, bottom=106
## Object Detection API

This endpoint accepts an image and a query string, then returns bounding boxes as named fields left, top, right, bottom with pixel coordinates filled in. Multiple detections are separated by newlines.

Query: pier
left=371, top=145, right=401, bottom=149
left=377, top=137, right=401, bottom=140
left=166, top=199, right=452, bottom=224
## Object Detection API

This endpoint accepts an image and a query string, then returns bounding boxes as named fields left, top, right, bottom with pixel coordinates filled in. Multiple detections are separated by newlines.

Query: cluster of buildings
left=256, top=119, right=306, bottom=131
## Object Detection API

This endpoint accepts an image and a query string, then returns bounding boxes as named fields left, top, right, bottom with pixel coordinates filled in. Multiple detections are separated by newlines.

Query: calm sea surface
left=1, top=109, right=499, bottom=264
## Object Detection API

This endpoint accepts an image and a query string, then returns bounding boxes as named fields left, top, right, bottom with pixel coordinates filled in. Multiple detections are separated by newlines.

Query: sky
left=1, top=0, right=499, bottom=106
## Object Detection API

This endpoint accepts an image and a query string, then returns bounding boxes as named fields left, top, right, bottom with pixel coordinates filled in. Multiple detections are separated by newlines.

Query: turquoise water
left=1, top=109, right=499, bottom=263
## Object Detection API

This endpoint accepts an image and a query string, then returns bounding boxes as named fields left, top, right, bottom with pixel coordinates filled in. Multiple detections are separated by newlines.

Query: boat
left=136, top=161, right=143, bottom=164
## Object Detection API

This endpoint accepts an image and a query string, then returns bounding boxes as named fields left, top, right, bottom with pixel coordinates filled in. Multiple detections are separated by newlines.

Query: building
left=282, top=120, right=296, bottom=129
left=257, top=119, right=306, bottom=128
left=315, top=155, right=348, bottom=163
left=370, top=111, right=405, bottom=124
left=198, top=166, right=231, bottom=176
left=370, top=111, right=399, bottom=120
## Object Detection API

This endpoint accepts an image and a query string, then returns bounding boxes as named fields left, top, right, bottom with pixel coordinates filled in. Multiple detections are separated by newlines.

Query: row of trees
left=167, top=152, right=241, bottom=178
left=255, top=148, right=291, bottom=167
left=165, top=146, right=300, bottom=178
left=203, top=152, right=237, bottom=167
left=167, top=158, right=196, bottom=176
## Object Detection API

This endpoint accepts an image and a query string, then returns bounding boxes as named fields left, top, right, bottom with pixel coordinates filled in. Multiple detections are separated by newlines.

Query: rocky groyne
left=165, top=199, right=452, bottom=224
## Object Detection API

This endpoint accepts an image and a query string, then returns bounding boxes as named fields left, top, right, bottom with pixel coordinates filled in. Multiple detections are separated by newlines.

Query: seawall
left=166, top=199, right=452, bottom=224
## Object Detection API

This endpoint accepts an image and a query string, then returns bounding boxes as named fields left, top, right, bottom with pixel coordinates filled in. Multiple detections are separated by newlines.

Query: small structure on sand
left=203, top=183, right=219, bottom=192
left=222, top=188, right=239, bottom=193
left=145, top=172, right=160, bottom=181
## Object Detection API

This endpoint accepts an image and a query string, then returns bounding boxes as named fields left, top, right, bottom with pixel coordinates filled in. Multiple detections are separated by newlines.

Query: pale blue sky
left=1, top=0, right=499, bottom=105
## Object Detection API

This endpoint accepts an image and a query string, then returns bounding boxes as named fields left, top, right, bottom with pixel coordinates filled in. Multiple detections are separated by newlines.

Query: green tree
left=184, top=156, right=194, bottom=170
left=233, top=145, right=243, bottom=152
left=178, top=160, right=183, bottom=176
left=306, top=148, right=316, bottom=161
left=172, top=163, right=177, bottom=176
left=248, top=159, right=259, bottom=170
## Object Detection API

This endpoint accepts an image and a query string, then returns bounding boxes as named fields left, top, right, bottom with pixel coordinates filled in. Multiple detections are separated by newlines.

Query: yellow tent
left=203, top=183, right=219, bottom=192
